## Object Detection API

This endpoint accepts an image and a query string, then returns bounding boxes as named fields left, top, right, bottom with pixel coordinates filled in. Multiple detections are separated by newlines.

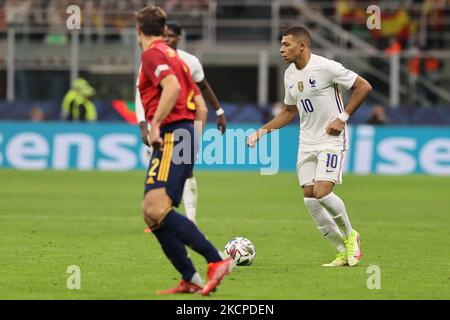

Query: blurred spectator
left=0, top=0, right=207, bottom=43
left=61, top=78, right=97, bottom=122
left=179, top=0, right=209, bottom=17
left=366, top=105, right=389, bottom=125
left=0, top=5, right=5, bottom=35
left=30, top=106, right=45, bottom=122
left=336, top=0, right=365, bottom=32
left=370, top=7, right=411, bottom=50
left=45, top=0, right=68, bottom=44
left=423, top=0, right=447, bottom=49
left=164, top=0, right=179, bottom=12
left=408, top=46, right=442, bottom=105
left=5, top=0, right=30, bottom=27
left=262, top=102, right=285, bottom=123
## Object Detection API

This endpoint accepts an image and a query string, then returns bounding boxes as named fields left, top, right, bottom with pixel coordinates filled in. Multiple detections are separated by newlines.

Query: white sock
left=318, top=192, right=353, bottom=238
left=304, top=197, right=346, bottom=252
left=183, top=177, right=198, bottom=223
left=189, top=272, right=203, bottom=287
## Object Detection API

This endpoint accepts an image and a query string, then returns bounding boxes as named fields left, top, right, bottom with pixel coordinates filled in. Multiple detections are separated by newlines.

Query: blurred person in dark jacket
left=366, top=105, right=389, bottom=125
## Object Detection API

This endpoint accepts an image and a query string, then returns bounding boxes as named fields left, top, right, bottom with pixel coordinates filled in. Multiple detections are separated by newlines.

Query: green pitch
left=0, top=169, right=449, bottom=300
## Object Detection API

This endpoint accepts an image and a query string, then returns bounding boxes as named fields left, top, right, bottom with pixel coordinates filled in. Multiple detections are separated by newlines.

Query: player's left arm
left=326, top=76, right=372, bottom=136
left=197, top=79, right=227, bottom=134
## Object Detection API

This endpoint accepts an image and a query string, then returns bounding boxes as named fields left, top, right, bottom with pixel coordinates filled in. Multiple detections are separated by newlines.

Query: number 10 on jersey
left=300, top=99, right=314, bottom=113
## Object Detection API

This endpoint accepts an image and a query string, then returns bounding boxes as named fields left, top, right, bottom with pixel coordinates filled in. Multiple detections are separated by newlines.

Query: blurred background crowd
left=0, top=0, right=449, bottom=125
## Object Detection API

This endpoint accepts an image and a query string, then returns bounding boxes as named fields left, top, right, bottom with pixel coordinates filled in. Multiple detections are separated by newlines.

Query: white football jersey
left=177, top=49, right=205, bottom=83
left=135, top=49, right=205, bottom=123
left=284, top=54, right=358, bottom=152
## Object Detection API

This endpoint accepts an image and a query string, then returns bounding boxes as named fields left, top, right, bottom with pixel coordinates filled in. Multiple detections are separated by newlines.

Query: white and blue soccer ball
left=224, top=237, right=256, bottom=266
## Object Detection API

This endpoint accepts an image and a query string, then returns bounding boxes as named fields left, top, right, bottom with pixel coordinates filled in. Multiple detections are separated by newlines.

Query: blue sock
left=163, top=210, right=222, bottom=263
left=152, top=226, right=196, bottom=282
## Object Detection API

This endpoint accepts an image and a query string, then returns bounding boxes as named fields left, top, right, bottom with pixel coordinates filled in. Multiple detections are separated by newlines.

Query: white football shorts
left=296, top=150, right=346, bottom=187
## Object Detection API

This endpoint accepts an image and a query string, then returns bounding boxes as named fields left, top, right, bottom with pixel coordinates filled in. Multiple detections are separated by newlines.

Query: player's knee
left=303, top=190, right=314, bottom=198
left=142, top=201, right=164, bottom=222
left=302, top=185, right=314, bottom=198
left=314, top=190, right=332, bottom=200
left=313, top=181, right=335, bottom=199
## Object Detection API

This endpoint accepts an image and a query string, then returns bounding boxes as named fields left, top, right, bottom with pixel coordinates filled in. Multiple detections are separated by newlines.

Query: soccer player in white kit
left=136, top=22, right=227, bottom=226
left=247, top=26, right=372, bottom=267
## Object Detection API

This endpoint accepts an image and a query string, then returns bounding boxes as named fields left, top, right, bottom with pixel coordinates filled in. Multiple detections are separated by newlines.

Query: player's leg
left=181, top=114, right=206, bottom=225
left=159, top=205, right=233, bottom=296
left=182, top=170, right=197, bottom=224
left=314, top=151, right=362, bottom=266
left=142, top=188, right=203, bottom=293
left=159, top=172, right=231, bottom=296
left=298, top=152, right=346, bottom=261
left=147, top=122, right=232, bottom=295
left=314, top=181, right=352, bottom=237
left=143, top=145, right=154, bottom=233
left=303, top=185, right=346, bottom=252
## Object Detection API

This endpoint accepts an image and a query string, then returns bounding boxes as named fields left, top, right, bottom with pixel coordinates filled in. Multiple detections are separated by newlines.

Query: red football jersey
left=138, top=39, right=200, bottom=127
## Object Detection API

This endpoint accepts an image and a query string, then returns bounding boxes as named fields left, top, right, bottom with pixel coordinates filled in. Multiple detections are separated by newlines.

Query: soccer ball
left=224, top=237, right=256, bottom=266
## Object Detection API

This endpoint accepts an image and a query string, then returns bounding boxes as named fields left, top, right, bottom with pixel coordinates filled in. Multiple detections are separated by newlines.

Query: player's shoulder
left=313, top=54, right=346, bottom=70
left=310, top=54, right=337, bottom=69
left=177, top=49, right=196, bottom=60
left=284, top=63, right=297, bottom=78
left=284, top=54, right=329, bottom=76
left=177, top=49, right=202, bottom=65
left=142, top=45, right=166, bottom=61
left=143, top=42, right=177, bottom=60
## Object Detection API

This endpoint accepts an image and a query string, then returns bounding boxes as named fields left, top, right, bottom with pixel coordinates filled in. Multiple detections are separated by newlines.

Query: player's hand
left=217, top=115, right=227, bottom=134
left=246, top=131, right=260, bottom=148
left=139, top=125, right=150, bottom=147
left=149, top=124, right=163, bottom=151
left=326, top=118, right=345, bottom=136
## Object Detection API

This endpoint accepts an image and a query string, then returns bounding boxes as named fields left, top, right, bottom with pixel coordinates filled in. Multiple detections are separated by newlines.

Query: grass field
left=0, top=169, right=449, bottom=300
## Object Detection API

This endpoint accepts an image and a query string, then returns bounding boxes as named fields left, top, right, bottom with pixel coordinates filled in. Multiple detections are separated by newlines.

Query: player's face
left=280, top=35, right=304, bottom=63
left=164, top=28, right=179, bottom=49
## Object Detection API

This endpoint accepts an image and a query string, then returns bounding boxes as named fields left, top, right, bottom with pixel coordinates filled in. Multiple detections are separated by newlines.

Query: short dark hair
left=136, top=6, right=167, bottom=36
left=166, top=22, right=182, bottom=36
left=283, top=26, right=312, bottom=47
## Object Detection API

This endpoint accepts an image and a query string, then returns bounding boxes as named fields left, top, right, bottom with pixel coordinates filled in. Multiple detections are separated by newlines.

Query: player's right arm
left=149, top=74, right=181, bottom=150
left=247, top=105, right=297, bottom=148
left=141, top=49, right=181, bottom=150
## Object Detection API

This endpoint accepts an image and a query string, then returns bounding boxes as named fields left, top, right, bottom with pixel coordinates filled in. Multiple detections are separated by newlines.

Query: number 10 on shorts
left=326, top=153, right=338, bottom=169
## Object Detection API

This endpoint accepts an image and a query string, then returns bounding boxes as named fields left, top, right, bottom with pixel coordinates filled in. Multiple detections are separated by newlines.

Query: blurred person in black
left=366, top=105, right=389, bottom=125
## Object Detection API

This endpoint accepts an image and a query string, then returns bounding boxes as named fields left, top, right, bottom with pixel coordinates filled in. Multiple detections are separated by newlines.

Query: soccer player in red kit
left=135, top=6, right=233, bottom=296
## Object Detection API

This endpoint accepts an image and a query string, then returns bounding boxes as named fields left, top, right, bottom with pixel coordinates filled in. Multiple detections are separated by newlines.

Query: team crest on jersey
left=298, top=81, right=304, bottom=92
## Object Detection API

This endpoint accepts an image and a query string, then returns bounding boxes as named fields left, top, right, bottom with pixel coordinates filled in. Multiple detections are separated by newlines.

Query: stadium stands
left=0, top=0, right=449, bottom=118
